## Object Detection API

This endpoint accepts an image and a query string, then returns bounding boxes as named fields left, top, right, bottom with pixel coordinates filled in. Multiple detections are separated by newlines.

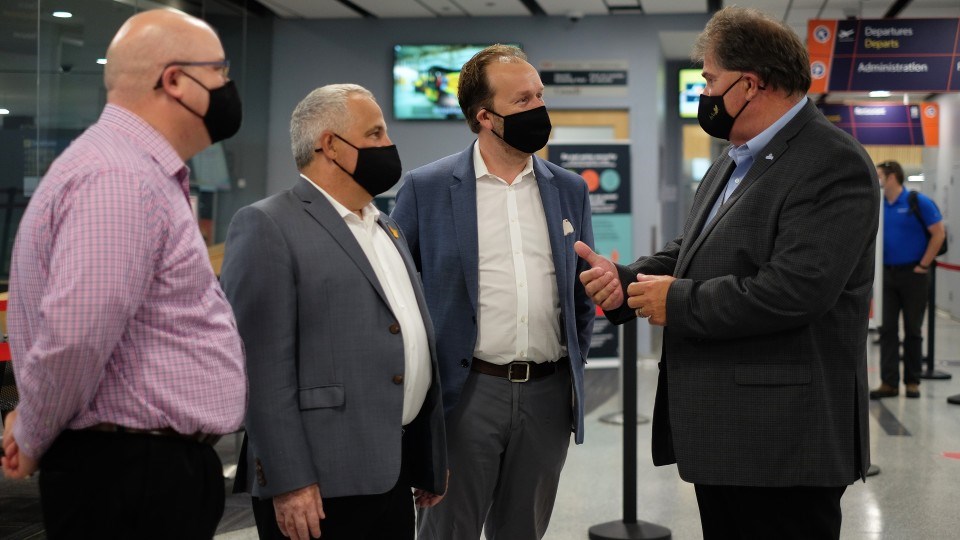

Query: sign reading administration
left=807, top=18, right=960, bottom=93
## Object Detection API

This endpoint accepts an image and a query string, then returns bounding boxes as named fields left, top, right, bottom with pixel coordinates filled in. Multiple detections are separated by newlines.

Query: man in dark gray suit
left=576, top=7, right=877, bottom=539
left=220, top=84, right=446, bottom=540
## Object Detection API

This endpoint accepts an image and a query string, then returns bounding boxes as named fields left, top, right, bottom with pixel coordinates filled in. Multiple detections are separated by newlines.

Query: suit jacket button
left=389, top=323, right=401, bottom=334
left=460, top=359, right=469, bottom=368
left=255, top=458, right=266, bottom=486
left=393, top=375, right=404, bottom=385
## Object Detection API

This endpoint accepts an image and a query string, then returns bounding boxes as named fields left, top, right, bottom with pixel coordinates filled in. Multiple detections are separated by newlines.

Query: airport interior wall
left=263, top=14, right=960, bottom=325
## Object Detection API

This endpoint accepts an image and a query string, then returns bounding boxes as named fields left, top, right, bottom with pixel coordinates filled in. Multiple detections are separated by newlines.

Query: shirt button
left=521, top=316, right=527, bottom=323
left=389, top=323, right=401, bottom=334
left=392, top=375, right=404, bottom=385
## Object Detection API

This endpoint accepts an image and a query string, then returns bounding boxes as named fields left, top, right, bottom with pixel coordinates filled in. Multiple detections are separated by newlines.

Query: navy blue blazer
left=392, top=142, right=595, bottom=443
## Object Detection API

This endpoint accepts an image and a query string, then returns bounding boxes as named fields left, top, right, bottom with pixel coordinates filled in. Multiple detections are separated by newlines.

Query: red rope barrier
left=937, top=261, right=960, bottom=272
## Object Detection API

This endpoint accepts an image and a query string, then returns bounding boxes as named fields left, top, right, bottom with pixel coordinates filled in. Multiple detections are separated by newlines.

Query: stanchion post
left=588, top=321, right=671, bottom=540
left=920, top=263, right=951, bottom=380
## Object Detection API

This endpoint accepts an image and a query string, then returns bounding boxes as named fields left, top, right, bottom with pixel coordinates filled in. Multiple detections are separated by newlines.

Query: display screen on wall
left=393, top=44, right=518, bottom=121
left=679, top=68, right=706, bottom=119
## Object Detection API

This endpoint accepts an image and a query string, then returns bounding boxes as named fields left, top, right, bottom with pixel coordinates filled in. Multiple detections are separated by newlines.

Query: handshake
left=573, top=241, right=675, bottom=326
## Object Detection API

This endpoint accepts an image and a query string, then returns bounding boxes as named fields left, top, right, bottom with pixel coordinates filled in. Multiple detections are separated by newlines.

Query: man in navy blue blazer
left=392, top=44, right=595, bottom=539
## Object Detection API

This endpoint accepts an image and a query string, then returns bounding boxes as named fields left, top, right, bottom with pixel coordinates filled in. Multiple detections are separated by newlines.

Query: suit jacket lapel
left=294, top=178, right=392, bottom=310
left=450, top=144, right=480, bottom=312
left=678, top=158, right=734, bottom=274
left=533, top=157, right=567, bottom=301
left=677, top=99, right=818, bottom=277
left=377, top=215, right=437, bottom=346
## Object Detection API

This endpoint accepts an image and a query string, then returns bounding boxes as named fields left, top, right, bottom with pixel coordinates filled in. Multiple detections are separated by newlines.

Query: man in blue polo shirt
left=871, top=160, right=946, bottom=399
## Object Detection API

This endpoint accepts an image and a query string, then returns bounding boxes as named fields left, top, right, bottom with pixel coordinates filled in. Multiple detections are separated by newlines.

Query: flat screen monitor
left=679, top=68, right=706, bottom=119
left=393, top=44, right=518, bottom=121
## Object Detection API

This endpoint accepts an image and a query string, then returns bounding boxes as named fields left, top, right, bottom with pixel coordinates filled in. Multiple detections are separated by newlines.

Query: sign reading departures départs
left=807, top=18, right=960, bottom=93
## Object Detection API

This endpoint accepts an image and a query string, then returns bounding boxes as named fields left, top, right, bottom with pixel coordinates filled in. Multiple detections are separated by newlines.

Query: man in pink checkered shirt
left=1, top=8, right=247, bottom=539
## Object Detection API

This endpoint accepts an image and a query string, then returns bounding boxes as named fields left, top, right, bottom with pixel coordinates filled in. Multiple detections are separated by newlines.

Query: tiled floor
left=3, top=312, right=960, bottom=539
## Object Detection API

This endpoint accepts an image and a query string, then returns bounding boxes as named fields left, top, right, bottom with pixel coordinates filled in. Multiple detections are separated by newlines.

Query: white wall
left=929, top=94, right=960, bottom=318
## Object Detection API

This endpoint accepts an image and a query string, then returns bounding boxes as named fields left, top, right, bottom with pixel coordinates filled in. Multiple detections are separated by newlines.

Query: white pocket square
left=562, top=219, right=574, bottom=236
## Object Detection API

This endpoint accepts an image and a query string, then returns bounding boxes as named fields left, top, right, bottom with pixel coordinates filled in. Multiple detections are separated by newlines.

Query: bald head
left=105, top=9, right=223, bottom=102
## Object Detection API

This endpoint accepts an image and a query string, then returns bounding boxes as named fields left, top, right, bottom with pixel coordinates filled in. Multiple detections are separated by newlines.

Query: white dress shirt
left=302, top=174, right=431, bottom=425
left=472, top=142, right=564, bottom=365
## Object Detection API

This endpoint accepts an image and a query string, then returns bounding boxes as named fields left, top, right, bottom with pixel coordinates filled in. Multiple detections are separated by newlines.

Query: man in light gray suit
left=220, top=84, right=446, bottom=540
left=577, top=7, right=877, bottom=540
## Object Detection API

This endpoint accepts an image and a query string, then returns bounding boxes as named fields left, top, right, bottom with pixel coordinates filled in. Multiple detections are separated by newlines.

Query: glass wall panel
left=0, top=0, right=273, bottom=288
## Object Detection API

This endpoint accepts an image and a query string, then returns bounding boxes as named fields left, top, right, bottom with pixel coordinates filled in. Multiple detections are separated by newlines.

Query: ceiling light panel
left=456, top=0, right=530, bottom=16
left=351, top=0, right=436, bottom=17
left=538, top=0, right=609, bottom=15
left=639, top=0, right=706, bottom=15
left=257, top=0, right=362, bottom=18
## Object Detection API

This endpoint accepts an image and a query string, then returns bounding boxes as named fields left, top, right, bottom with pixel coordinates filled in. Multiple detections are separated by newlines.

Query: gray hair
left=290, top=84, right=375, bottom=170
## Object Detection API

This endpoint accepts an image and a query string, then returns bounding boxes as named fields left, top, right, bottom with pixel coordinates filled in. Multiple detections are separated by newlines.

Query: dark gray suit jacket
left=221, top=177, right=447, bottom=499
left=609, top=99, right=877, bottom=487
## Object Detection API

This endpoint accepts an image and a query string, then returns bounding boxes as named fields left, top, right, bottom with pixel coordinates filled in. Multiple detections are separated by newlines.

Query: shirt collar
left=300, top=173, right=381, bottom=225
left=728, top=97, right=807, bottom=165
left=100, top=103, right=187, bottom=180
left=472, top=140, right=534, bottom=182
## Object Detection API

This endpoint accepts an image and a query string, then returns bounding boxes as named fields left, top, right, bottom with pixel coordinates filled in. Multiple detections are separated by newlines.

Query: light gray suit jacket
left=221, top=177, right=447, bottom=499
left=608, top=99, right=877, bottom=487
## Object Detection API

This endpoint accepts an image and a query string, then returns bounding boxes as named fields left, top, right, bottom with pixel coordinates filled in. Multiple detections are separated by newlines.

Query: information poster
left=548, top=142, right=631, bottom=359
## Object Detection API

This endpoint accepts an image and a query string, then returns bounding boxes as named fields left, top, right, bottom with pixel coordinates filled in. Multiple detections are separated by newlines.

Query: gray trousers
left=418, top=364, right=573, bottom=540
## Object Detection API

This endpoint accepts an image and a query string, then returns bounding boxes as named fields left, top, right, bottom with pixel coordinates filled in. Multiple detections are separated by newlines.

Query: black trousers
left=38, top=429, right=225, bottom=540
left=880, top=266, right=930, bottom=386
left=694, top=484, right=846, bottom=540
left=251, top=475, right=415, bottom=540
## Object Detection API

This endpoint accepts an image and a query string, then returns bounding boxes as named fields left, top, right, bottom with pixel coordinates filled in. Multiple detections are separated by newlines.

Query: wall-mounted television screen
left=393, top=44, right=518, bottom=121
left=679, top=68, right=706, bottom=119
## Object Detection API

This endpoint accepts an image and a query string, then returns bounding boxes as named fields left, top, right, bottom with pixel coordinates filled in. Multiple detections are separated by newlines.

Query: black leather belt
left=471, top=357, right=567, bottom=383
left=885, top=262, right=921, bottom=271
left=82, top=423, right=221, bottom=445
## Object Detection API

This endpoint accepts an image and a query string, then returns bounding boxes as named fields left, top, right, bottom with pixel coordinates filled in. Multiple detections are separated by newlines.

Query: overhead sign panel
left=817, top=102, right=939, bottom=146
left=807, top=18, right=960, bottom=93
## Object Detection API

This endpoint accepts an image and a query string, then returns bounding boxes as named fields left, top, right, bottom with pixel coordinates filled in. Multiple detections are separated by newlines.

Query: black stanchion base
left=948, top=394, right=960, bottom=405
left=866, top=464, right=880, bottom=477
left=588, top=521, right=672, bottom=540
left=919, top=369, right=952, bottom=380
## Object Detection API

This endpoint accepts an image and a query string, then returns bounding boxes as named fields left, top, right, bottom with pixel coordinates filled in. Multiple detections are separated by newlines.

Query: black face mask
left=175, top=72, right=243, bottom=143
left=697, top=74, right=750, bottom=141
left=486, top=105, right=552, bottom=154
left=319, top=134, right=402, bottom=197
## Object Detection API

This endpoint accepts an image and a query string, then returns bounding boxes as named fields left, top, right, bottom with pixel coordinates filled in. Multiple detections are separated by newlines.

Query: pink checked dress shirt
left=8, top=104, right=247, bottom=460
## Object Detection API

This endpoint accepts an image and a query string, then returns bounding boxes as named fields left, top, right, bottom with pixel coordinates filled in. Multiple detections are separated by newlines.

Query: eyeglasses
left=153, top=59, right=230, bottom=89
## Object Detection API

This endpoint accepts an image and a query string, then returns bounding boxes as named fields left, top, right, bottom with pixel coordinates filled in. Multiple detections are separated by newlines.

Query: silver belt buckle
left=508, top=361, right=531, bottom=383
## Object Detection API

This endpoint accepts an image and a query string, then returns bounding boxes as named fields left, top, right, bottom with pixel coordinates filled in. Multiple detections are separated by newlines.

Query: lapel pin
left=389, top=226, right=400, bottom=239
left=765, top=154, right=774, bottom=160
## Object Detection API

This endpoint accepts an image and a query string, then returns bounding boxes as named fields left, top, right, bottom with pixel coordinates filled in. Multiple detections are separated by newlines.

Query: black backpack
left=907, top=190, right=947, bottom=256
